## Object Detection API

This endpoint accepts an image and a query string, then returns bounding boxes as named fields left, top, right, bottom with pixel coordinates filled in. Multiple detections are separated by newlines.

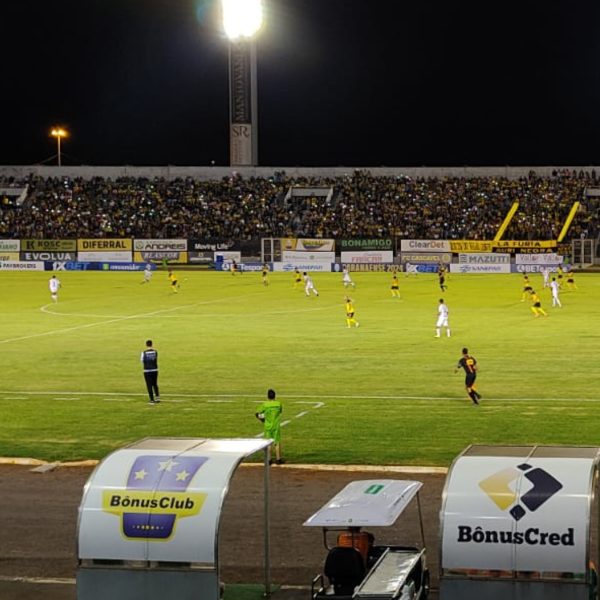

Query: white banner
left=78, top=251, right=132, bottom=263
left=450, top=264, right=511, bottom=274
left=458, top=253, right=511, bottom=264
left=0, top=240, right=20, bottom=252
left=400, top=240, right=451, bottom=252
left=340, top=251, right=394, bottom=263
left=442, top=456, right=590, bottom=573
left=134, top=239, right=187, bottom=251
left=273, top=262, right=332, bottom=272
left=0, top=261, right=44, bottom=271
left=282, top=251, right=335, bottom=263
left=515, top=253, right=562, bottom=265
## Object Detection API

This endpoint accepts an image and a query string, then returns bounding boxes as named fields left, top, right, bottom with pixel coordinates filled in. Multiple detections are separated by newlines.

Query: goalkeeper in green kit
left=255, top=389, right=284, bottom=464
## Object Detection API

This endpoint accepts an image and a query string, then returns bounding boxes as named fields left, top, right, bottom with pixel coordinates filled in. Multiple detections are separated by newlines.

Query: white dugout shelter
left=77, top=437, right=272, bottom=600
left=440, top=444, right=600, bottom=600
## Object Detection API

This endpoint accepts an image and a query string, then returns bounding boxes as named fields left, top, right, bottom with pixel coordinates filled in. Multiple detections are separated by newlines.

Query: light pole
left=222, top=0, right=263, bottom=166
left=50, top=127, right=68, bottom=166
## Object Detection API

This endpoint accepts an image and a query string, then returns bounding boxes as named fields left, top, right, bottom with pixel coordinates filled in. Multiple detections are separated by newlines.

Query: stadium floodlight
left=223, top=0, right=262, bottom=166
left=222, top=0, right=263, bottom=40
left=50, top=127, right=68, bottom=167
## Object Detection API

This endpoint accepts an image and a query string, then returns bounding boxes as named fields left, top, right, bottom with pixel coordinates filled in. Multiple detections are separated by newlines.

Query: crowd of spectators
left=0, top=170, right=598, bottom=241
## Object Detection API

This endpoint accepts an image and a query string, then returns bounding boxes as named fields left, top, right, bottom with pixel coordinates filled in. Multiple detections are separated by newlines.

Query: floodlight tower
left=222, top=0, right=263, bottom=166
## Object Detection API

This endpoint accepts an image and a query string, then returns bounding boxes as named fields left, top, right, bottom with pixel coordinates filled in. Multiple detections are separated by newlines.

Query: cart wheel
left=421, top=570, right=430, bottom=598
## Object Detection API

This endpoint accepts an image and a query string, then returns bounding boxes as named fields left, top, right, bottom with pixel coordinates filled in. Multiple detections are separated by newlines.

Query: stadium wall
left=1, top=165, right=599, bottom=180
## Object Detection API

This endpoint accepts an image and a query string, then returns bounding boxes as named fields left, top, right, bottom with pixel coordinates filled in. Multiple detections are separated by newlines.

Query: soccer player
left=390, top=273, right=400, bottom=298
left=141, top=263, right=153, bottom=284
left=141, top=339, right=160, bottom=404
left=529, top=289, right=548, bottom=317
left=255, top=389, right=283, bottom=464
left=550, top=277, right=562, bottom=307
left=168, top=269, right=179, bottom=293
left=345, top=296, right=359, bottom=328
left=521, top=275, right=533, bottom=301
left=566, top=270, right=577, bottom=290
left=435, top=298, right=451, bottom=338
left=342, top=267, right=356, bottom=289
left=262, top=263, right=269, bottom=286
left=438, top=264, right=447, bottom=292
left=541, top=267, right=550, bottom=288
left=454, top=347, right=481, bottom=405
left=293, top=268, right=302, bottom=289
left=48, top=275, right=61, bottom=302
left=303, top=272, right=319, bottom=297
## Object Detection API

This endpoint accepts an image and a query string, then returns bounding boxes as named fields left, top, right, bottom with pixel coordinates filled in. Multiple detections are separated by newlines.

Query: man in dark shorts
left=454, top=347, right=481, bottom=405
left=141, top=339, right=160, bottom=404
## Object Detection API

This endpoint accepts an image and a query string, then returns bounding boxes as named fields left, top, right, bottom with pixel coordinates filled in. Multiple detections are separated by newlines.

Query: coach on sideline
left=141, top=340, right=160, bottom=404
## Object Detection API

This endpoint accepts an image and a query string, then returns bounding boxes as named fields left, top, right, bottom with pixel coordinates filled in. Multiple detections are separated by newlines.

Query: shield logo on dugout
left=103, top=455, right=209, bottom=540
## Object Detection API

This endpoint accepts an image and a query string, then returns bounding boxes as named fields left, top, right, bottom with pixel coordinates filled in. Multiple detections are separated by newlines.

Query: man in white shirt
left=435, top=298, right=450, bottom=338
left=48, top=275, right=61, bottom=302
left=342, top=267, right=355, bottom=289
left=141, top=263, right=153, bottom=284
left=550, top=277, right=562, bottom=307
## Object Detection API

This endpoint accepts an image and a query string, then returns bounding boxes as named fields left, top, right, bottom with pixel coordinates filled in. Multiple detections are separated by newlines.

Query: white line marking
left=295, top=411, right=308, bottom=418
left=0, top=390, right=598, bottom=403
left=206, top=400, right=235, bottom=403
left=280, top=420, right=292, bottom=426
left=54, top=397, right=80, bottom=401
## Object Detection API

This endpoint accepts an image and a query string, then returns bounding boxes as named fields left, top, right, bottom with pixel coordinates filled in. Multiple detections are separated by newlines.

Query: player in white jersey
left=550, top=277, right=562, bottom=307
left=303, top=272, right=319, bottom=297
left=435, top=298, right=450, bottom=337
left=48, top=275, right=61, bottom=302
left=141, top=263, right=153, bottom=284
left=342, top=267, right=355, bottom=289
left=540, top=267, right=550, bottom=288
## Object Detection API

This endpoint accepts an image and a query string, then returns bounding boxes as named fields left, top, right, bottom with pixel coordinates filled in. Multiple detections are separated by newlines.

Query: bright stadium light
left=223, top=0, right=263, bottom=166
left=222, top=0, right=263, bottom=40
left=50, top=127, right=68, bottom=167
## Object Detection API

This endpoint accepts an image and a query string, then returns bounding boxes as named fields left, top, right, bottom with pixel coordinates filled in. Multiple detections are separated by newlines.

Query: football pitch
left=1, top=269, right=599, bottom=466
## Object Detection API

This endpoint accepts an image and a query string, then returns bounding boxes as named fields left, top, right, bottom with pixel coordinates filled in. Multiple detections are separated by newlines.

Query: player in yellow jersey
left=529, top=289, right=548, bottom=317
left=293, top=268, right=302, bottom=289
left=390, top=274, right=400, bottom=298
left=521, top=275, right=533, bottom=301
left=566, top=269, right=577, bottom=290
left=262, top=263, right=269, bottom=286
left=168, top=269, right=179, bottom=293
left=345, top=296, right=359, bottom=328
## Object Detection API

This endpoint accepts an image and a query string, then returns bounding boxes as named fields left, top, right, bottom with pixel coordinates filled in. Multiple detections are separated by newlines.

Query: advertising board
left=400, top=240, right=451, bottom=252
left=77, top=239, right=132, bottom=251
left=0, top=240, right=20, bottom=252
left=401, top=252, right=452, bottom=263
left=0, top=252, right=20, bottom=261
left=21, top=239, right=77, bottom=251
left=515, top=253, right=562, bottom=265
left=341, top=263, right=397, bottom=272
left=449, top=240, right=494, bottom=253
left=281, top=238, right=335, bottom=252
left=339, top=239, right=393, bottom=251
left=450, top=264, right=511, bottom=274
left=79, top=251, right=132, bottom=263
left=0, top=261, right=44, bottom=271
left=272, top=262, right=332, bottom=272
left=493, top=240, right=557, bottom=254
left=21, top=252, right=77, bottom=261
left=134, top=239, right=187, bottom=251
left=458, top=253, right=511, bottom=264
left=133, top=252, right=188, bottom=264
left=282, top=251, right=335, bottom=263
left=340, top=251, right=394, bottom=263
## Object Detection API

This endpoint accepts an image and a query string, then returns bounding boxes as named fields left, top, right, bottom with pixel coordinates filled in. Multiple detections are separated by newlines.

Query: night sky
left=3, top=0, right=600, bottom=167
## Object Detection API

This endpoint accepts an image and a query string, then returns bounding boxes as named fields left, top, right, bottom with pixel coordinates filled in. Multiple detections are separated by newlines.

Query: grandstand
left=0, top=166, right=598, bottom=266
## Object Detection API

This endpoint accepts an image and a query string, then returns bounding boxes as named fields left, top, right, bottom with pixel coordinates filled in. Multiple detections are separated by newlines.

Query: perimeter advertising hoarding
left=0, top=261, right=44, bottom=271
left=401, top=252, right=452, bottom=264
left=133, top=252, right=188, bottom=264
left=442, top=456, right=589, bottom=573
left=188, top=251, right=214, bottom=264
left=281, top=238, right=335, bottom=252
left=22, top=239, right=77, bottom=251
left=134, top=239, right=187, bottom=252
left=400, top=240, right=451, bottom=252
left=0, top=240, right=20, bottom=252
left=188, top=240, right=240, bottom=252
left=458, top=253, right=511, bottom=264
left=493, top=240, right=558, bottom=254
left=78, top=252, right=132, bottom=263
left=273, top=262, right=332, bottom=272
left=339, top=239, right=393, bottom=251
left=450, top=240, right=494, bottom=253
left=215, top=251, right=241, bottom=263
left=77, top=239, right=132, bottom=251
left=450, top=264, right=511, bottom=274
left=282, top=251, right=335, bottom=263
left=21, top=252, right=77, bottom=261
left=515, top=253, right=562, bottom=265
left=341, top=263, right=397, bottom=272
left=0, top=252, right=20, bottom=261
left=340, top=251, right=394, bottom=263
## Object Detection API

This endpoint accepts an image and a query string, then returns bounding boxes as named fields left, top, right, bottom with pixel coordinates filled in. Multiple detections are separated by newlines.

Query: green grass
left=1, top=269, right=599, bottom=465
